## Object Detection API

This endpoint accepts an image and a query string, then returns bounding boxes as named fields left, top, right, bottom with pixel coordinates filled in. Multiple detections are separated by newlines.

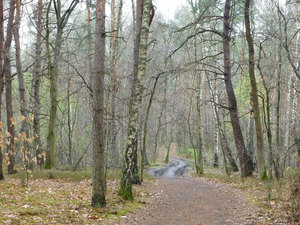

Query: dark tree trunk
left=0, top=0, right=4, bottom=180
left=4, top=0, right=16, bottom=175
left=244, top=0, right=265, bottom=178
left=223, top=0, right=252, bottom=177
left=91, top=0, right=106, bottom=208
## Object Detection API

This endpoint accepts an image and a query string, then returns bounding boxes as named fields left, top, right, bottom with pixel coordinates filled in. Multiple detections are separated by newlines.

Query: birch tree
left=119, top=0, right=153, bottom=200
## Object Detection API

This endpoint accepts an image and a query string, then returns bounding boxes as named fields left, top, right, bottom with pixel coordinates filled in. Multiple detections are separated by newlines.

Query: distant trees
left=0, top=0, right=298, bottom=201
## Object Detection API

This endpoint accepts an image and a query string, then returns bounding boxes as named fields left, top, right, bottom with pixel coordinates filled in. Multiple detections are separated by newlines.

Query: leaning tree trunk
left=244, top=0, right=265, bottom=178
left=206, top=72, right=239, bottom=172
left=119, top=0, right=152, bottom=200
left=223, top=0, right=252, bottom=177
left=91, top=0, right=106, bottom=208
left=141, top=75, right=159, bottom=181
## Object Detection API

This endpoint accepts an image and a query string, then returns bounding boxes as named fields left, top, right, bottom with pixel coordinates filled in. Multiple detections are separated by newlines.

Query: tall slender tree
left=223, top=0, right=252, bottom=177
left=0, top=0, right=4, bottom=180
left=244, top=0, right=266, bottom=178
left=4, top=0, right=17, bottom=175
left=110, top=0, right=123, bottom=167
left=45, top=0, right=79, bottom=169
left=91, top=0, right=106, bottom=207
left=119, top=0, right=153, bottom=200
left=33, top=0, right=44, bottom=167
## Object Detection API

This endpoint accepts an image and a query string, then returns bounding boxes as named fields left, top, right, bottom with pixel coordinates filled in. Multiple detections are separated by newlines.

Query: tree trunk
left=45, top=0, right=78, bottom=169
left=4, top=0, right=16, bottom=175
left=274, top=9, right=282, bottom=179
left=206, top=73, right=239, bottom=172
left=110, top=0, right=123, bottom=168
left=120, top=0, right=152, bottom=200
left=33, top=0, right=44, bottom=168
left=195, top=73, right=204, bottom=175
left=244, top=0, right=266, bottom=178
left=91, top=0, right=106, bottom=208
left=141, top=76, right=159, bottom=181
left=0, top=0, right=4, bottom=180
left=223, top=0, right=252, bottom=177
left=14, top=0, right=31, bottom=171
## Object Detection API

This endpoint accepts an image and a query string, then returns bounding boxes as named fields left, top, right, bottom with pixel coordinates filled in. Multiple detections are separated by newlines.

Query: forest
left=0, top=0, right=299, bottom=224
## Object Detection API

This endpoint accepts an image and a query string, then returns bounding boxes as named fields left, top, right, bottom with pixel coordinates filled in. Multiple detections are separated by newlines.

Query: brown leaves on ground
left=201, top=168, right=300, bottom=224
left=0, top=178, right=153, bottom=224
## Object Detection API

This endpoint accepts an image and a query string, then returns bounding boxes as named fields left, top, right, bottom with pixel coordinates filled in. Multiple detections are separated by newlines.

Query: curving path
left=148, top=158, right=189, bottom=178
left=117, top=159, right=256, bottom=225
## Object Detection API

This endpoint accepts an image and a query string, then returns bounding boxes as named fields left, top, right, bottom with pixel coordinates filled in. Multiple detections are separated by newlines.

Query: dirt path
left=118, top=159, right=257, bottom=225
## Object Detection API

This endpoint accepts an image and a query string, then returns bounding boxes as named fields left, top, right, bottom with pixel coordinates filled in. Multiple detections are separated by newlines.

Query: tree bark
left=4, top=0, right=17, bottom=175
left=14, top=0, right=31, bottom=171
left=110, top=0, right=123, bottom=168
left=195, top=73, right=204, bottom=175
left=0, top=0, right=4, bottom=180
left=120, top=0, right=152, bottom=200
left=33, top=0, right=44, bottom=168
left=244, top=0, right=265, bottom=178
left=223, top=0, right=252, bottom=177
left=91, top=0, right=106, bottom=207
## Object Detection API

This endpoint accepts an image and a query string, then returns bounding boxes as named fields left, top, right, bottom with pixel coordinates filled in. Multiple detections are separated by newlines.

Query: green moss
left=44, top=162, right=51, bottom=170
left=91, top=194, right=106, bottom=208
left=119, top=184, right=134, bottom=201
left=19, top=208, right=47, bottom=216
left=261, top=167, right=268, bottom=181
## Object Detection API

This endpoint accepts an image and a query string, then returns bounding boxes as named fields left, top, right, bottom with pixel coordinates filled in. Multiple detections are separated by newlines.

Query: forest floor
left=117, top=158, right=298, bottom=225
left=0, top=159, right=298, bottom=224
left=0, top=171, right=155, bottom=224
